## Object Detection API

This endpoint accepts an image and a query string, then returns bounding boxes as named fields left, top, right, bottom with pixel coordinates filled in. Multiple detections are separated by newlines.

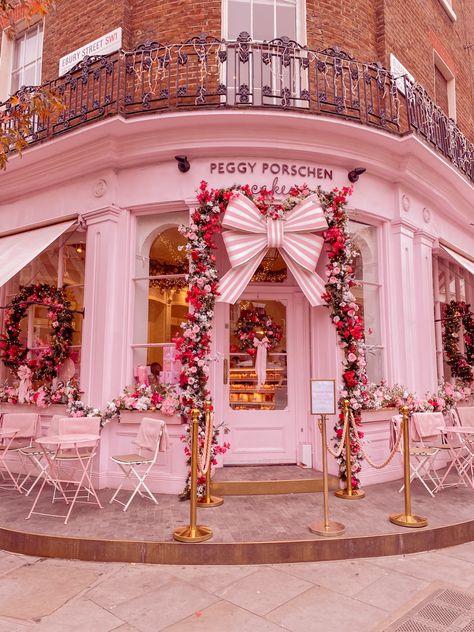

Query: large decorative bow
left=217, top=193, right=328, bottom=306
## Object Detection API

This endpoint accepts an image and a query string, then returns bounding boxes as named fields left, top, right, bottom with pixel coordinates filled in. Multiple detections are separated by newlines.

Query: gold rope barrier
left=335, top=400, right=366, bottom=500
left=198, top=401, right=224, bottom=508
left=173, top=408, right=213, bottom=542
left=309, top=414, right=345, bottom=537
left=389, top=406, right=428, bottom=528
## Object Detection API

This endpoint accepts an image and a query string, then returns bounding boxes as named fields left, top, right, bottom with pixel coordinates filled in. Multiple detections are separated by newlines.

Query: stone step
left=211, top=465, right=340, bottom=495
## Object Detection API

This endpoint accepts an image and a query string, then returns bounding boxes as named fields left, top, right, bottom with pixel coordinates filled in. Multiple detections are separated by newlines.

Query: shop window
left=1, top=231, right=85, bottom=383
left=10, top=22, right=43, bottom=94
left=433, top=254, right=473, bottom=381
left=348, top=220, right=384, bottom=383
left=132, top=226, right=188, bottom=385
left=433, top=51, right=456, bottom=121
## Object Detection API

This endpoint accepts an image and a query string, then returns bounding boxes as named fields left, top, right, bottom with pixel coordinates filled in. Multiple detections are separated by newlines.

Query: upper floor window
left=225, top=0, right=301, bottom=42
left=11, top=22, right=43, bottom=94
left=433, top=50, right=456, bottom=121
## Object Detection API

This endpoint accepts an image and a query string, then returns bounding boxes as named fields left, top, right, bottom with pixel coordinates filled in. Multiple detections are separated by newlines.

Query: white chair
left=0, top=413, right=39, bottom=492
left=395, top=412, right=448, bottom=497
left=19, top=414, right=63, bottom=495
left=51, top=416, right=102, bottom=503
left=109, top=417, right=166, bottom=512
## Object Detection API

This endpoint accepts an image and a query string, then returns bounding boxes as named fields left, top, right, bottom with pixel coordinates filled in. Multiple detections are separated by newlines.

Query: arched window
left=348, top=220, right=384, bottom=383
left=132, top=224, right=188, bottom=385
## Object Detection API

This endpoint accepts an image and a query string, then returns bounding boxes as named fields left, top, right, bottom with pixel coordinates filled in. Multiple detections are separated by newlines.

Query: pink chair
left=0, top=413, right=39, bottom=492
left=109, top=418, right=167, bottom=511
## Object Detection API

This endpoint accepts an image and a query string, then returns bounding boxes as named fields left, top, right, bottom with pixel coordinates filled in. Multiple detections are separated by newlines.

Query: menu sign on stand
left=310, top=379, right=336, bottom=415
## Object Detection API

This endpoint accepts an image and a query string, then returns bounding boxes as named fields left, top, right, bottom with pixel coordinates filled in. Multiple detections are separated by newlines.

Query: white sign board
left=59, top=27, right=122, bottom=76
left=310, top=379, right=336, bottom=415
left=389, top=53, right=415, bottom=95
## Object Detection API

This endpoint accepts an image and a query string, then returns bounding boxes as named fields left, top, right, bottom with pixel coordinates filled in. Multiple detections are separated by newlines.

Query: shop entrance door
left=219, top=288, right=309, bottom=465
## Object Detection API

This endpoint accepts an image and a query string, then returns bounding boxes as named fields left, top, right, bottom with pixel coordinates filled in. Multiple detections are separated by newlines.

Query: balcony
left=1, top=32, right=473, bottom=183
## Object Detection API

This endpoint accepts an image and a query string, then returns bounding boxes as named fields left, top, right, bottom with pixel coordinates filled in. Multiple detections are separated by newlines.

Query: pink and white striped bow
left=217, top=193, right=328, bottom=306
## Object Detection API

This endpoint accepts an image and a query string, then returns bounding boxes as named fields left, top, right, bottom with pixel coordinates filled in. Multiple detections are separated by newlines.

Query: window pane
left=24, top=27, right=38, bottom=64
left=23, top=63, right=37, bottom=87
left=276, top=0, right=297, bottom=40
left=349, top=221, right=379, bottom=283
left=253, top=0, right=274, bottom=40
left=228, top=0, right=252, bottom=38
left=229, top=299, right=287, bottom=410
left=13, top=37, right=24, bottom=70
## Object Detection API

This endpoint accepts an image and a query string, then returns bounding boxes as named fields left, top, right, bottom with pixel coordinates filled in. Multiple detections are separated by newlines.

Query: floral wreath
left=0, top=283, right=74, bottom=382
left=174, top=181, right=368, bottom=495
left=234, top=307, right=282, bottom=358
left=442, top=300, right=474, bottom=385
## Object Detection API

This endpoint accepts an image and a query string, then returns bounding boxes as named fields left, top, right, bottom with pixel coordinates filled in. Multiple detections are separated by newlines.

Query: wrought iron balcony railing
left=1, top=33, right=473, bottom=183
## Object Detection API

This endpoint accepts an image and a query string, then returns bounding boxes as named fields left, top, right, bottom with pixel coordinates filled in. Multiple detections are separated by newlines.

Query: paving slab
left=0, top=562, right=99, bottom=620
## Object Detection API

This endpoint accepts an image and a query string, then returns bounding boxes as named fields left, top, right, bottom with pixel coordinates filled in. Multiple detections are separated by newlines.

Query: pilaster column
left=388, top=219, right=418, bottom=390
left=81, top=206, right=131, bottom=407
left=413, top=230, right=437, bottom=393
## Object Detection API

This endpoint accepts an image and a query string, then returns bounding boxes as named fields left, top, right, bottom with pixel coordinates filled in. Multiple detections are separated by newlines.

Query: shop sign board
left=310, top=379, right=336, bottom=416
left=59, top=27, right=122, bottom=76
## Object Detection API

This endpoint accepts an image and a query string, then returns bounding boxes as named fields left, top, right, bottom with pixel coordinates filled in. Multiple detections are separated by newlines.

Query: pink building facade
left=0, top=31, right=473, bottom=493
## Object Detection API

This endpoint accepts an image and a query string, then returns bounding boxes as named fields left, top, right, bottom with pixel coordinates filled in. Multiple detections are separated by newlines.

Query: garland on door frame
left=442, top=300, right=474, bottom=385
left=0, top=284, right=74, bottom=383
left=174, top=181, right=368, bottom=495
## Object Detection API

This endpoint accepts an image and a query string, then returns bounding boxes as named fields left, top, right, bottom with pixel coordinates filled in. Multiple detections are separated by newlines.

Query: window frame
left=221, top=0, right=307, bottom=44
left=9, top=21, right=44, bottom=95
left=1, top=232, right=86, bottom=383
left=433, top=49, right=456, bottom=121
left=348, top=216, right=387, bottom=384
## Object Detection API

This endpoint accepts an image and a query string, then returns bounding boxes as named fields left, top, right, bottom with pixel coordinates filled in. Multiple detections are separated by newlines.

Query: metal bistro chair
left=110, top=417, right=167, bottom=512
left=395, top=412, right=449, bottom=497
left=19, top=414, right=64, bottom=495
left=51, top=416, right=102, bottom=504
left=0, top=413, right=39, bottom=492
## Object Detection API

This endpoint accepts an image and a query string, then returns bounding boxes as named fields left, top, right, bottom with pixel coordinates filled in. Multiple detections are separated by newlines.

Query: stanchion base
left=389, top=513, right=428, bottom=528
left=173, top=525, right=213, bottom=542
left=335, top=488, right=366, bottom=500
left=309, top=520, right=346, bottom=537
left=197, top=495, right=224, bottom=508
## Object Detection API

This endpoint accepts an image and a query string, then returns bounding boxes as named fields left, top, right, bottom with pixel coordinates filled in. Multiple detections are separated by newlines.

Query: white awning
left=440, top=244, right=474, bottom=277
left=0, top=220, right=76, bottom=288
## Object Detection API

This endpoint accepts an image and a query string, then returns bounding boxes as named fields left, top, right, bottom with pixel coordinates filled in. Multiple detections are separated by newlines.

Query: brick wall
left=378, top=0, right=474, bottom=140
left=36, top=0, right=474, bottom=141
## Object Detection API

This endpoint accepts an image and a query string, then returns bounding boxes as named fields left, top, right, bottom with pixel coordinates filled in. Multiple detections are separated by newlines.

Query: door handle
left=223, top=358, right=228, bottom=384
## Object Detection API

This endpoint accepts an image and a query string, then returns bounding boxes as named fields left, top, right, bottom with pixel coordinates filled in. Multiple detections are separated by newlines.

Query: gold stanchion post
left=309, top=414, right=345, bottom=536
left=335, top=400, right=365, bottom=500
left=198, top=402, right=224, bottom=508
left=173, top=408, right=213, bottom=542
left=389, top=406, right=428, bottom=528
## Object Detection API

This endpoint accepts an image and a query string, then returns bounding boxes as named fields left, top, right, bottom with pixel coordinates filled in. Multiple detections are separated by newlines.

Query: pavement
left=0, top=542, right=472, bottom=631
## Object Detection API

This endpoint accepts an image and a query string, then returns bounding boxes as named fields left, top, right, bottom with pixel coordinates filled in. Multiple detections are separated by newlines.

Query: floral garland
left=0, top=284, right=74, bottom=382
left=234, top=307, right=282, bottom=359
left=442, top=301, right=474, bottom=385
left=364, top=379, right=471, bottom=415
left=318, top=187, right=368, bottom=489
left=174, top=181, right=368, bottom=495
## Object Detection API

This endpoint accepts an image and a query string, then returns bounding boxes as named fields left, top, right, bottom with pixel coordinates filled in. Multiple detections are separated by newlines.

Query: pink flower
left=348, top=352, right=357, bottom=362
